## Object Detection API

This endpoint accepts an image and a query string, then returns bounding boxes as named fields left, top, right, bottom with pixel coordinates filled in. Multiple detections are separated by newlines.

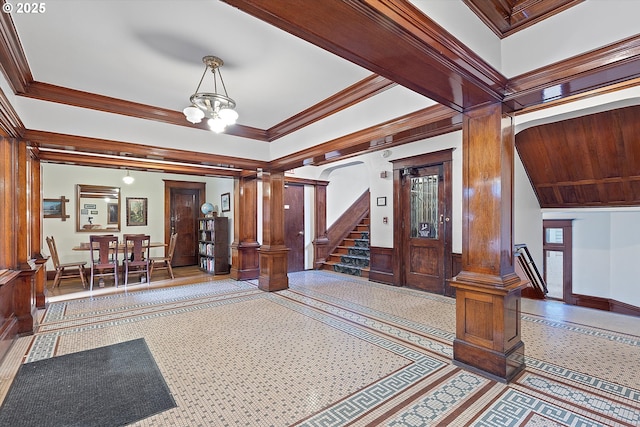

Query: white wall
left=513, top=150, right=543, bottom=269
left=610, top=211, right=640, bottom=307
left=543, top=208, right=640, bottom=308
left=42, top=163, right=233, bottom=271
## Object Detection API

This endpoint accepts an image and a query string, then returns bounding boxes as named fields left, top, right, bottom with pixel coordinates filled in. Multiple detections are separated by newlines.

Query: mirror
left=76, top=184, right=121, bottom=232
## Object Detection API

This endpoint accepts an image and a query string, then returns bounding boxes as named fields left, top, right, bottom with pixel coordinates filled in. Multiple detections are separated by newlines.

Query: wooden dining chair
left=122, top=234, right=151, bottom=286
left=149, top=232, right=178, bottom=279
left=89, top=235, right=119, bottom=291
left=46, top=236, right=87, bottom=289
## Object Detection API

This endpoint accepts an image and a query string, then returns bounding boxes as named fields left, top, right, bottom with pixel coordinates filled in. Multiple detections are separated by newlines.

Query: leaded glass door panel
left=402, top=165, right=446, bottom=293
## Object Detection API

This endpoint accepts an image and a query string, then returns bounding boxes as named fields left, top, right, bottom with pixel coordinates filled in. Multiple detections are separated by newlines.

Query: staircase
left=322, top=216, right=370, bottom=278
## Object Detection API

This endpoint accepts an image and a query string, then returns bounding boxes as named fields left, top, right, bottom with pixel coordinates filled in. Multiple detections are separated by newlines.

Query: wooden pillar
left=450, top=103, right=526, bottom=382
left=312, top=182, right=329, bottom=269
left=258, top=170, right=289, bottom=292
left=30, top=151, right=48, bottom=308
left=0, top=138, right=35, bottom=335
left=230, top=175, right=260, bottom=280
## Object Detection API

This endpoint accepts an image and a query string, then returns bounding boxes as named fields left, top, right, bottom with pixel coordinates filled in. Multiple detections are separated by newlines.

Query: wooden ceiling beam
left=270, top=104, right=462, bottom=171
left=24, top=129, right=268, bottom=172
left=223, top=0, right=507, bottom=112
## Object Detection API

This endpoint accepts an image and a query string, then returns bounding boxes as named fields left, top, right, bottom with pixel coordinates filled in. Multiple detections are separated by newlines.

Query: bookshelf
left=197, top=216, right=229, bottom=274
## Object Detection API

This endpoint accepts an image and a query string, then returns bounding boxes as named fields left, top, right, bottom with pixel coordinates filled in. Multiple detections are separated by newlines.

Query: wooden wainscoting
left=368, top=246, right=394, bottom=285
left=572, top=294, right=640, bottom=317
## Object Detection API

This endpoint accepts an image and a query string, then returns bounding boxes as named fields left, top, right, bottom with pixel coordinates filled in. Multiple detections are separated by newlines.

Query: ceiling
left=1, top=0, right=639, bottom=182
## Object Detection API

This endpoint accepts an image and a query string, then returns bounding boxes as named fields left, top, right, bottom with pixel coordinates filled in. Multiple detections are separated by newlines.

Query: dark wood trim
left=267, top=74, right=395, bottom=141
left=506, top=34, right=640, bottom=111
left=368, top=246, right=394, bottom=285
left=571, top=294, right=611, bottom=312
left=284, top=176, right=329, bottom=187
left=463, top=0, right=584, bottom=38
left=37, top=150, right=242, bottom=178
left=25, top=82, right=269, bottom=141
left=609, top=299, right=640, bottom=317
left=271, top=105, right=462, bottom=171
left=543, top=219, right=574, bottom=304
left=25, top=129, right=267, bottom=173
left=0, top=8, right=31, bottom=94
left=223, top=0, right=506, bottom=112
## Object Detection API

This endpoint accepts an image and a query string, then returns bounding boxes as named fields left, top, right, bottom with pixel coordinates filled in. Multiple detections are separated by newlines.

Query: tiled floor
left=1, top=270, right=638, bottom=426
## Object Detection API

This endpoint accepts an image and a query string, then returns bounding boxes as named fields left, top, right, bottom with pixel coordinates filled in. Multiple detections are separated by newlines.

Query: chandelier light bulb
left=208, top=117, right=226, bottom=133
left=183, top=105, right=204, bottom=124
left=218, top=107, right=238, bottom=125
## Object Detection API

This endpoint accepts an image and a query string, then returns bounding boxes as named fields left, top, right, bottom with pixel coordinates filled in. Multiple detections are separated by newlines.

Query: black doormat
left=0, top=338, right=176, bottom=427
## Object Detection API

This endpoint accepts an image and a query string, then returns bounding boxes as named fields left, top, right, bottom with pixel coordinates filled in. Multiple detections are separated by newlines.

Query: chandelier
left=183, top=56, right=239, bottom=133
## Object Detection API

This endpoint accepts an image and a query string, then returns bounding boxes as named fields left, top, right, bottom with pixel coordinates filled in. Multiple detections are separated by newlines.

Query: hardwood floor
left=45, top=265, right=227, bottom=302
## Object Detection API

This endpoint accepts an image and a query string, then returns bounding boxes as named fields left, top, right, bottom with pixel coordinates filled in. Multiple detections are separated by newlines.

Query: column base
left=258, top=245, right=289, bottom=292
left=230, top=242, right=260, bottom=280
left=453, top=339, right=525, bottom=383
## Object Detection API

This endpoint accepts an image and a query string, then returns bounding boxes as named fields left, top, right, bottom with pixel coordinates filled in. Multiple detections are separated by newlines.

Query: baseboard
left=572, top=293, right=640, bottom=317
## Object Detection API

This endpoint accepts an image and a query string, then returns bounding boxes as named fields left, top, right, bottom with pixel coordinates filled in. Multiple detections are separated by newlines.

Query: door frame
left=542, top=219, right=574, bottom=304
left=391, top=149, right=453, bottom=294
left=163, top=180, right=205, bottom=259
left=284, top=183, right=305, bottom=272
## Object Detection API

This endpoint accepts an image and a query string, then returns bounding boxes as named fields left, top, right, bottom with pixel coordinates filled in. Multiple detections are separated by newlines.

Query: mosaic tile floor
left=0, top=270, right=638, bottom=426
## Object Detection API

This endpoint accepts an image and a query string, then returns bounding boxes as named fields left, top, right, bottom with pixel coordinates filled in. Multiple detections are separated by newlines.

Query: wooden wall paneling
left=0, top=137, right=21, bottom=360
left=312, top=183, right=329, bottom=269
left=258, top=171, right=289, bottom=291
left=450, top=104, right=526, bottom=382
left=516, top=106, right=640, bottom=208
left=368, top=246, right=394, bottom=285
left=230, top=176, right=260, bottom=280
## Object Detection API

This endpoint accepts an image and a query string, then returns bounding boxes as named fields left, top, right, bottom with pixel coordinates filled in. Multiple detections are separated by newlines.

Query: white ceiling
left=6, top=0, right=640, bottom=162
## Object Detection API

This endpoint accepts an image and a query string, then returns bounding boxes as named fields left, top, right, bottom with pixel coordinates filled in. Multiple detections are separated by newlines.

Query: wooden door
left=164, top=181, right=205, bottom=267
left=402, top=165, right=447, bottom=293
left=284, top=184, right=304, bottom=272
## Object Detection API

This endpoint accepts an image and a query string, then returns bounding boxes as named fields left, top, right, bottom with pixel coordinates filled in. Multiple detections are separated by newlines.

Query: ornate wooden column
left=258, top=170, right=289, bottom=291
left=230, top=175, right=260, bottom=280
left=29, top=150, right=48, bottom=308
left=312, top=182, right=329, bottom=269
left=450, top=103, right=526, bottom=382
left=0, top=137, right=35, bottom=336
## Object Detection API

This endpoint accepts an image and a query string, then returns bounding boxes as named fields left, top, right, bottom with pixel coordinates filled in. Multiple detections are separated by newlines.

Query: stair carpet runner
left=332, top=231, right=370, bottom=277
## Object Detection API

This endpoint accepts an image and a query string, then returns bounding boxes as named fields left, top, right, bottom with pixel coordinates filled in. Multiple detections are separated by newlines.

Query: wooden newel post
left=450, top=103, right=526, bottom=382
left=258, top=170, right=289, bottom=292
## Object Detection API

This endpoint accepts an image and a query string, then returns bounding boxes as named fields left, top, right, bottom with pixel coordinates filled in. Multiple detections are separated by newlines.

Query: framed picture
left=43, top=199, right=63, bottom=216
left=43, top=196, right=70, bottom=220
left=84, top=203, right=96, bottom=209
left=107, top=203, right=118, bottom=224
left=376, top=196, right=387, bottom=206
left=81, top=209, right=88, bottom=215
left=221, top=192, right=231, bottom=212
left=126, top=197, right=147, bottom=226
left=90, top=210, right=99, bottom=215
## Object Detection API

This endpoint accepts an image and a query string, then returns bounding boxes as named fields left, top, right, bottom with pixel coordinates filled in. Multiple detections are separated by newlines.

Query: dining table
left=72, top=241, right=167, bottom=287
left=72, top=241, right=167, bottom=252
